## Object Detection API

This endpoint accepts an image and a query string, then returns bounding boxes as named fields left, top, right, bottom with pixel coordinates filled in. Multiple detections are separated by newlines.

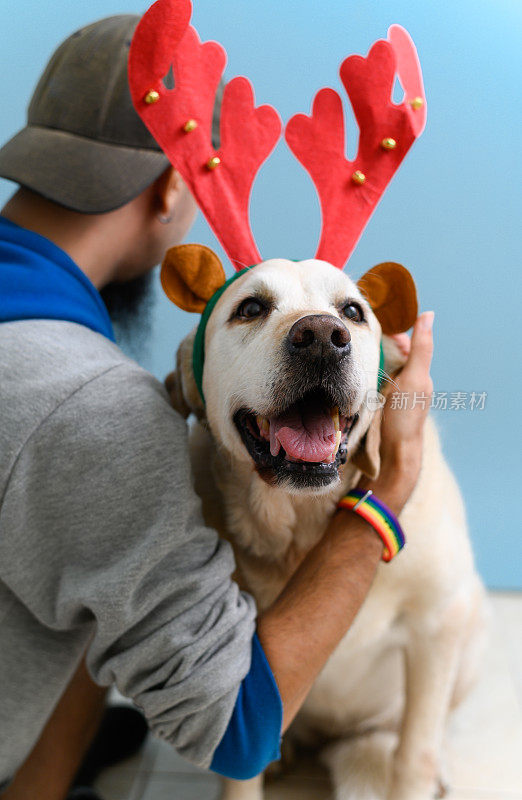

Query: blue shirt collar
left=0, top=215, right=115, bottom=342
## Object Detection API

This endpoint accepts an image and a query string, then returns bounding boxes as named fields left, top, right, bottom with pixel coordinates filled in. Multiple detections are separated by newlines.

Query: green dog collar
left=192, top=265, right=385, bottom=404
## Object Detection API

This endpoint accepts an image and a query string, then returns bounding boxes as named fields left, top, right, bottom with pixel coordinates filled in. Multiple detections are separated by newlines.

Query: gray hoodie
left=0, top=319, right=256, bottom=787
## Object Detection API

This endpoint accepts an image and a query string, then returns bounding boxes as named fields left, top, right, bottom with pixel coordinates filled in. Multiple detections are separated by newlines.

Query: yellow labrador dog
left=165, top=252, right=488, bottom=800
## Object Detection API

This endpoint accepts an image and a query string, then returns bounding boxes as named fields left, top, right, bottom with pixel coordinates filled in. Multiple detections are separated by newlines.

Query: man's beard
left=100, top=271, right=155, bottom=355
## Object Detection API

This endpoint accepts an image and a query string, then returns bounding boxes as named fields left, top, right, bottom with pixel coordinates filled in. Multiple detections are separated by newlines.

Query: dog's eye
left=236, top=298, right=266, bottom=319
left=342, top=302, right=365, bottom=323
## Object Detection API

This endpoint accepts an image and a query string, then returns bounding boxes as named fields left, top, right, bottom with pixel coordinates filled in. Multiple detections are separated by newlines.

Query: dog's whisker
left=362, top=366, right=401, bottom=392
left=378, top=369, right=400, bottom=392
left=360, top=367, right=400, bottom=393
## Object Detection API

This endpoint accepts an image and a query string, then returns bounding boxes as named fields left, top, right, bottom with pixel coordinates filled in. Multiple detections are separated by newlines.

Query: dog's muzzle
left=232, top=314, right=363, bottom=491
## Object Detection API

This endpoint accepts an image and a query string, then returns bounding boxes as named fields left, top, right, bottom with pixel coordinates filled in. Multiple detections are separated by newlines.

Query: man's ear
left=161, top=244, right=226, bottom=313
left=357, top=262, right=418, bottom=335
left=155, top=166, right=182, bottom=218
left=351, top=406, right=383, bottom=480
left=165, top=329, right=205, bottom=420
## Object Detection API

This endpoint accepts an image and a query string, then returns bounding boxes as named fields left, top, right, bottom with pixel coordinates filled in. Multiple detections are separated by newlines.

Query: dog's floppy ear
left=357, top=262, right=417, bottom=335
left=165, top=329, right=205, bottom=421
left=351, top=406, right=383, bottom=480
left=161, top=244, right=226, bottom=313
left=165, top=367, right=190, bottom=420
left=351, top=336, right=409, bottom=479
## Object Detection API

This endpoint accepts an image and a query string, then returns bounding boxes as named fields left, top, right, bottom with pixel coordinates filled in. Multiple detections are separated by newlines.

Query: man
left=0, top=14, right=434, bottom=800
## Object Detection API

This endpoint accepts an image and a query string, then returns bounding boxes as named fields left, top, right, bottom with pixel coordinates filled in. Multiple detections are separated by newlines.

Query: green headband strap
left=192, top=265, right=385, bottom=404
left=378, top=340, right=385, bottom=391
left=193, top=265, right=255, bottom=403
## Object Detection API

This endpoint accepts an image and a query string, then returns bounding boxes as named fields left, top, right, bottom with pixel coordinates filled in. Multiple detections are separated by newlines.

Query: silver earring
left=157, top=212, right=173, bottom=224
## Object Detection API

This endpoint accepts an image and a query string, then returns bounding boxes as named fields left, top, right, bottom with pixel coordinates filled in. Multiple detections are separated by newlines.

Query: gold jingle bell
left=381, top=137, right=397, bottom=150
left=410, top=96, right=424, bottom=110
left=351, top=170, right=366, bottom=185
left=206, top=156, right=221, bottom=170
left=144, top=89, right=160, bottom=105
left=183, top=119, right=198, bottom=132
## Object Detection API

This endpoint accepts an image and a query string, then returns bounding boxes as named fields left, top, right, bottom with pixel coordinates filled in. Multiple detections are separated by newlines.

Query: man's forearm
left=256, top=464, right=416, bottom=731
left=257, top=511, right=381, bottom=730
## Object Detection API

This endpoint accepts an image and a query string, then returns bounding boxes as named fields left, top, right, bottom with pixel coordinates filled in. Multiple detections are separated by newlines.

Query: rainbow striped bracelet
left=338, top=489, right=406, bottom=562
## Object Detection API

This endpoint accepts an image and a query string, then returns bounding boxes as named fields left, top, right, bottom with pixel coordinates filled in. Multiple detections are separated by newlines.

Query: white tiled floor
left=95, top=592, right=522, bottom=800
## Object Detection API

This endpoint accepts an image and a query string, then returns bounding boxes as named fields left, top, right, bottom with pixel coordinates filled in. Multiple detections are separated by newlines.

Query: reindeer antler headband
left=129, top=0, right=423, bottom=402
left=128, top=0, right=426, bottom=272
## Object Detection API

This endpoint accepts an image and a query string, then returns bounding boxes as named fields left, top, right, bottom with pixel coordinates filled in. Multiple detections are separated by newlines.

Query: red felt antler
left=128, top=0, right=281, bottom=270
left=285, top=25, right=426, bottom=269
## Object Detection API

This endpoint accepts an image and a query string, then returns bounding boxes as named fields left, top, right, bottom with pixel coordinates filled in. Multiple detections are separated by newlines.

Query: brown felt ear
left=161, top=244, right=226, bottom=313
left=357, top=262, right=418, bottom=335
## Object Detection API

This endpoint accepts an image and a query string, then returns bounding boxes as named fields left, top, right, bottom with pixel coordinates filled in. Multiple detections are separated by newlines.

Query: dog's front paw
left=387, top=755, right=440, bottom=800
left=323, top=731, right=394, bottom=800
left=388, top=782, right=436, bottom=800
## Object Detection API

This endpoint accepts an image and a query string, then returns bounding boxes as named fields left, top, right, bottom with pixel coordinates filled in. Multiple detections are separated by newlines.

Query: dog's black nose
left=286, top=314, right=351, bottom=359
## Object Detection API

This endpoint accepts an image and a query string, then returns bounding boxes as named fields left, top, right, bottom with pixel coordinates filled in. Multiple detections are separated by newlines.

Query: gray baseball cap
left=0, top=15, right=171, bottom=214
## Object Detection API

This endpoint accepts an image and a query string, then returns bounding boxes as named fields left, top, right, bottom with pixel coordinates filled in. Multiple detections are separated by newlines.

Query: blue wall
left=0, top=1, right=520, bottom=588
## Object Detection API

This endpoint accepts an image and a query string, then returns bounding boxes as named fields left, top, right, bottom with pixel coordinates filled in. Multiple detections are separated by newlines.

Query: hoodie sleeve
left=0, top=363, right=259, bottom=768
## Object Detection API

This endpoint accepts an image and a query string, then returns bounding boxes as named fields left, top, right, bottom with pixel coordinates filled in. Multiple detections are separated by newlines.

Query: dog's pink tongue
left=270, top=404, right=336, bottom=462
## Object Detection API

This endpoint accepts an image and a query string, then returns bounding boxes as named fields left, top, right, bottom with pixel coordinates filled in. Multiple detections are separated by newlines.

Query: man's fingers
left=404, top=312, right=434, bottom=378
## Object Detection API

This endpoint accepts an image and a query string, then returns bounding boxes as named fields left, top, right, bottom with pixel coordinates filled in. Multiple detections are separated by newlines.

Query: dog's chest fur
left=188, top=415, right=478, bottom=740
left=189, top=419, right=419, bottom=622
left=190, top=421, right=353, bottom=601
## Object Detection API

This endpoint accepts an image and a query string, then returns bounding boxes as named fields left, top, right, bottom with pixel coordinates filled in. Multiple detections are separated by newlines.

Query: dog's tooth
left=331, top=406, right=340, bottom=432
left=256, top=415, right=269, bottom=436
left=270, top=430, right=281, bottom=457
left=334, top=430, right=342, bottom=454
